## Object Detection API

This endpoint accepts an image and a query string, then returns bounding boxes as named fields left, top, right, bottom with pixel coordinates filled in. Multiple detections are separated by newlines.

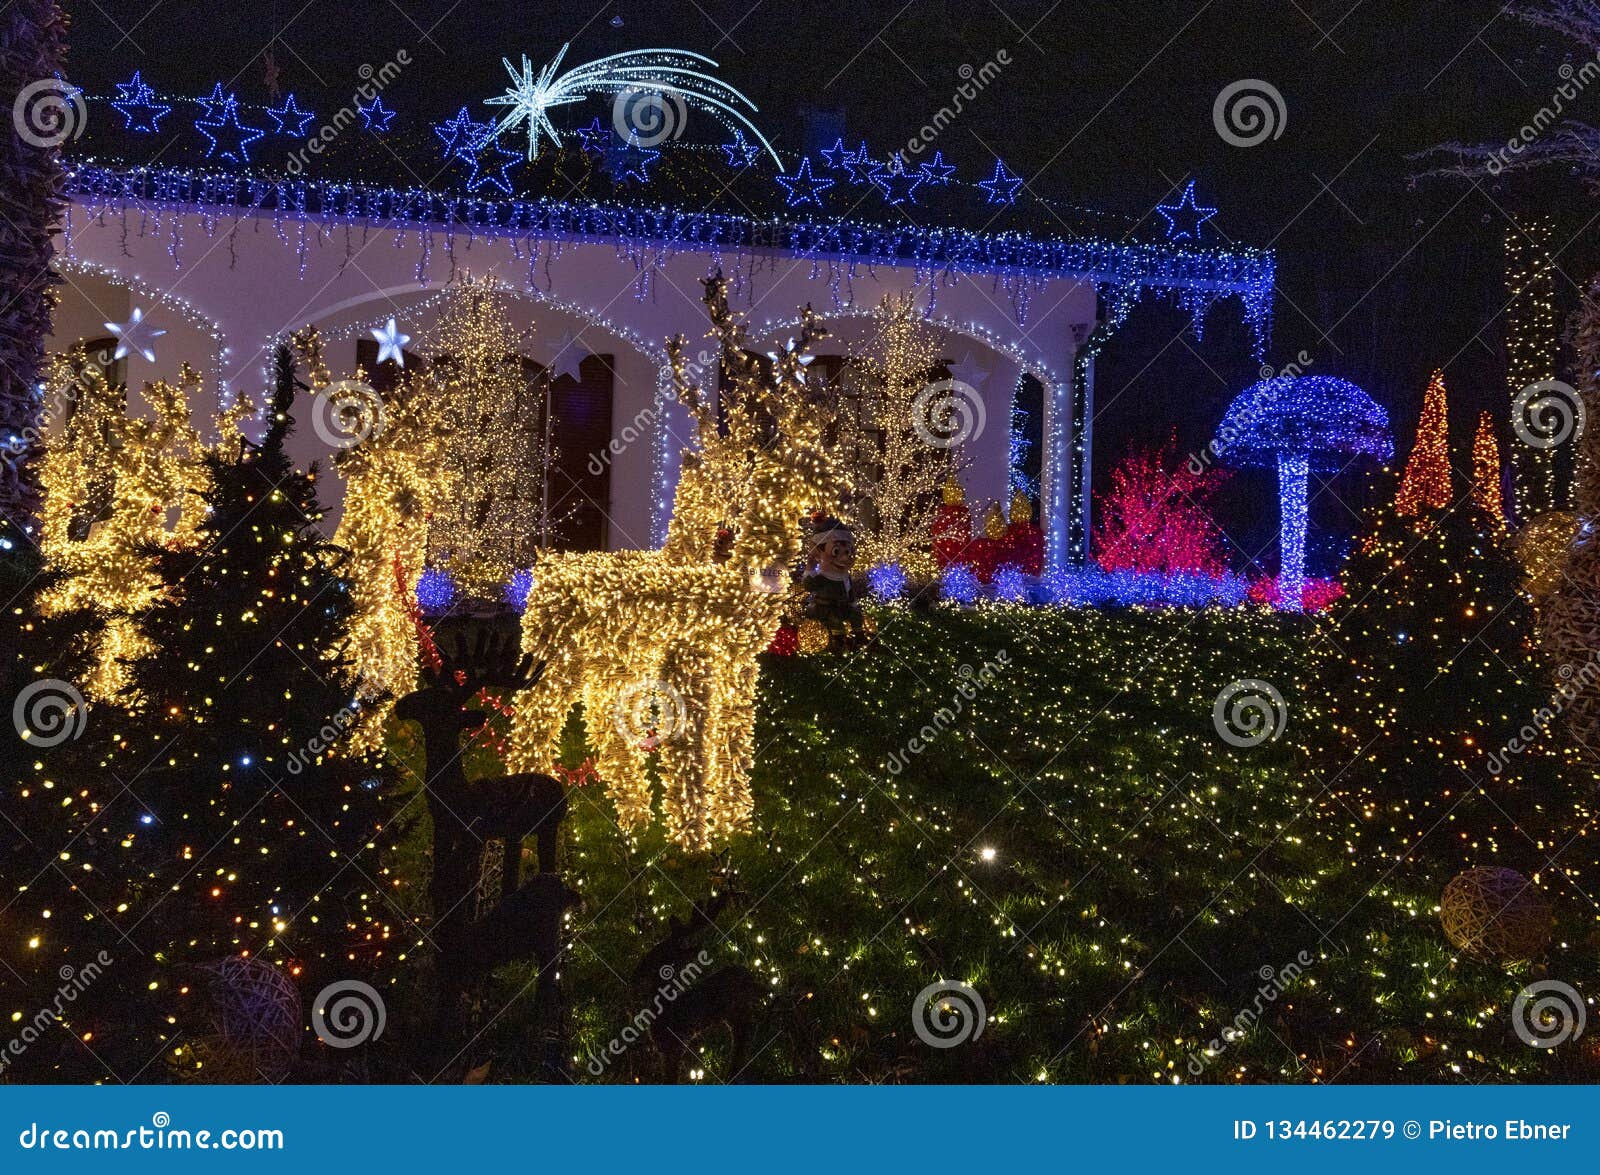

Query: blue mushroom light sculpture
left=1214, top=375, right=1392, bottom=610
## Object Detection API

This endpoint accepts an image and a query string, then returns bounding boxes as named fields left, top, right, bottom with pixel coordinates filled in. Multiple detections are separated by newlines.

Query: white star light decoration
left=546, top=329, right=589, bottom=382
left=106, top=307, right=166, bottom=363
left=483, top=42, right=781, bottom=166
left=371, top=319, right=410, bottom=367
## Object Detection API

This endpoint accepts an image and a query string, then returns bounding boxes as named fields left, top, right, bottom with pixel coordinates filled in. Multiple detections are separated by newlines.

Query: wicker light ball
left=1515, top=510, right=1577, bottom=601
left=189, top=957, right=302, bottom=1083
left=796, top=617, right=832, bottom=655
left=1440, top=867, right=1553, bottom=961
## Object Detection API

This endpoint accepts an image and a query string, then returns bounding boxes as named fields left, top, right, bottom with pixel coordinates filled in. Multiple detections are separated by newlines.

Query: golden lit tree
left=1395, top=368, right=1452, bottom=517
left=836, top=292, right=963, bottom=577
left=424, top=280, right=557, bottom=595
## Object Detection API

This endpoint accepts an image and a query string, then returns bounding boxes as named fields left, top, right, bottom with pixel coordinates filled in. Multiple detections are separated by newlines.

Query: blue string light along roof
left=65, top=55, right=1277, bottom=351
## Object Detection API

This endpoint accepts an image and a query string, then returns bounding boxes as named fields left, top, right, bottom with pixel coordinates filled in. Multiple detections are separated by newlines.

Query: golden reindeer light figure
left=36, top=351, right=249, bottom=701
left=506, top=274, right=844, bottom=850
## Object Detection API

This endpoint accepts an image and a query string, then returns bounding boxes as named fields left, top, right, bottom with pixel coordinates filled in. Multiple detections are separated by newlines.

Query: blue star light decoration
left=106, top=307, right=166, bottom=364
left=357, top=95, right=396, bottom=132
left=435, top=107, right=520, bottom=193
left=721, top=128, right=759, bottom=168
left=111, top=71, right=170, bottom=133
left=1155, top=180, right=1219, bottom=242
left=466, top=134, right=520, bottom=194
left=265, top=93, right=316, bottom=137
left=872, top=156, right=924, bottom=206
left=434, top=106, right=483, bottom=155
left=370, top=319, right=410, bottom=366
left=196, top=82, right=233, bottom=121
left=572, top=116, right=610, bottom=155
left=843, top=147, right=881, bottom=185
left=776, top=157, right=834, bottom=208
left=195, top=91, right=265, bottom=163
left=978, top=158, right=1024, bottom=205
left=819, top=136, right=851, bottom=169
left=919, top=150, right=956, bottom=184
left=609, top=129, right=659, bottom=184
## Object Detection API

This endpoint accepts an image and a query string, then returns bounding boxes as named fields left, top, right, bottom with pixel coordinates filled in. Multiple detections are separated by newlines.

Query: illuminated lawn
left=403, top=607, right=1600, bottom=1084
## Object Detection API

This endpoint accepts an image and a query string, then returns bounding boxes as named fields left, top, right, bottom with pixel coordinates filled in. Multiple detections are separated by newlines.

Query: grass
left=390, top=605, right=1600, bottom=1084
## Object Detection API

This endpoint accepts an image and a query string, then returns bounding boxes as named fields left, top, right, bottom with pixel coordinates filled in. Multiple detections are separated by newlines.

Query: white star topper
left=371, top=318, right=410, bottom=367
left=106, top=307, right=167, bottom=363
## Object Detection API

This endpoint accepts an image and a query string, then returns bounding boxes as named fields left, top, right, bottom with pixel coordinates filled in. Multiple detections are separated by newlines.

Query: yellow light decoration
left=1514, top=509, right=1577, bottom=601
left=506, top=274, right=847, bottom=850
left=35, top=351, right=243, bottom=700
left=835, top=292, right=965, bottom=579
left=1395, top=368, right=1452, bottom=517
left=295, top=327, right=455, bottom=725
left=1505, top=216, right=1563, bottom=515
left=422, top=279, right=560, bottom=594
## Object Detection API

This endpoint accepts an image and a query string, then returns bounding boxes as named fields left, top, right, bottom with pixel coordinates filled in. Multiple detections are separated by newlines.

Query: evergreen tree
left=1318, top=382, right=1579, bottom=875
left=114, top=348, right=397, bottom=1075
left=0, top=512, right=129, bottom=1082
left=0, top=2, right=69, bottom=526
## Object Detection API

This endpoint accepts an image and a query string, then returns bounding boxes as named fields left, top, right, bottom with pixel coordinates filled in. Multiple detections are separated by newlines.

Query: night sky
left=64, top=0, right=1600, bottom=571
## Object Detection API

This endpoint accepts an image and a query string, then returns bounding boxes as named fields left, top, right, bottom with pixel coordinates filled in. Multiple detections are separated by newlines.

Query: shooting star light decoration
left=484, top=43, right=781, bottom=166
